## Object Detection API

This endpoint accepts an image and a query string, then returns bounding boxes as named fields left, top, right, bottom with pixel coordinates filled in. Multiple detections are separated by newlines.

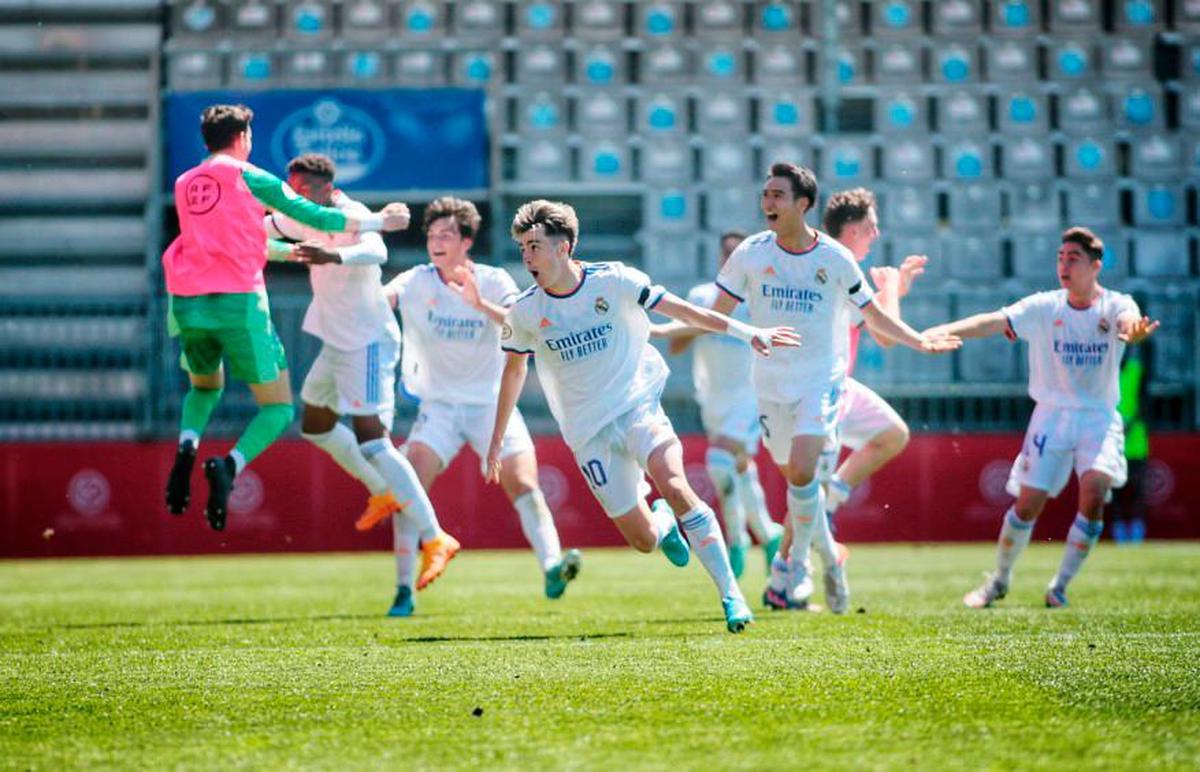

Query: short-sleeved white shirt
left=685, top=282, right=757, bottom=409
left=1003, top=288, right=1139, bottom=411
left=385, top=262, right=519, bottom=405
left=266, top=192, right=399, bottom=351
left=503, top=260, right=668, bottom=449
left=716, top=230, right=874, bottom=402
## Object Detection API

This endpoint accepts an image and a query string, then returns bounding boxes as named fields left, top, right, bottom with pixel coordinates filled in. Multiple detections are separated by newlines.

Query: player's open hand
left=750, top=326, right=801, bottom=356
left=1118, top=316, right=1160, bottom=344
left=869, top=265, right=901, bottom=293
left=447, top=264, right=482, bottom=308
left=380, top=202, right=411, bottom=232
left=484, top=444, right=503, bottom=484
left=293, top=240, right=341, bottom=265
left=918, top=331, right=962, bottom=353
left=897, top=254, right=928, bottom=297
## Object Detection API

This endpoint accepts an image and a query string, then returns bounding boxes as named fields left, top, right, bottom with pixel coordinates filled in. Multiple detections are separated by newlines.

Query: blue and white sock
left=680, top=504, right=740, bottom=598
left=825, top=473, right=853, bottom=522
left=1051, top=513, right=1104, bottom=591
left=706, top=447, right=747, bottom=546
left=786, top=479, right=824, bottom=572
left=739, top=461, right=781, bottom=543
left=995, top=506, right=1034, bottom=584
left=361, top=438, right=441, bottom=542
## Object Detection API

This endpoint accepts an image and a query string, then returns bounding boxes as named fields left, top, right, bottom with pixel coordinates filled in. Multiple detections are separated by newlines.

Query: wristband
left=358, top=213, right=384, bottom=232
left=726, top=318, right=759, bottom=344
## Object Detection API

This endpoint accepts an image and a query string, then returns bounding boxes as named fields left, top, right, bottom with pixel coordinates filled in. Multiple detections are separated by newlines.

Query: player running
left=382, top=197, right=581, bottom=601
left=162, top=104, right=408, bottom=530
left=710, top=163, right=960, bottom=612
left=264, top=154, right=459, bottom=617
left=925, top=227, right=1159, bottom=609
left=488, top=200, right=800, bottom=633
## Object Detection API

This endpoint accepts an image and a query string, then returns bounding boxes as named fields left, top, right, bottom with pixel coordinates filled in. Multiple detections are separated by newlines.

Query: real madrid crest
left=501, top=322, right=513, bottom=340
left=1098, top=318, right=1110, bottom=334
left=594, top=296, right=610, bottom=314
left=815, top=268, right=828, bottom=285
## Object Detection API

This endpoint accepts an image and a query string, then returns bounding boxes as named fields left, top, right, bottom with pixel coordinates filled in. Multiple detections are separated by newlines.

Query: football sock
left=302, top=424, right=388, bottom=495
left=786, top=480, right=824, bottom=572
left=650, top=500, right=676, bottom=549
left=392, top=510, right=420, bottom=586
left=768, top=554, right=790, bottom=593
left=705, top=447, right=747, bottom=547
left=811, top=498, right=841, bottom=569
left=739, top=461, right=779, bottom=543
left=995, top=507, right=1034, bottom=584
left=179, top=386, right=222, bottom=448
left=360, top=438, right=441, bottom=542
left=1051, top=513, right=1104, bottom=591
left=826, top=473, right=853, bottom=520
left=232, top=402, right=294, bottom=470
left=514, top=489, right=562, bottom=572
left=679, top=504, right=739, bottom=598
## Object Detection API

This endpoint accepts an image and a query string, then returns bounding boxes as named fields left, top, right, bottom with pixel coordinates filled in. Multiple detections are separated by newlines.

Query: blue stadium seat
left=641, top=44, right=692, bottom=85
left=1133, top=184, right=1185, bottom=227
left=284, top=1, right=333, bottom=41
left=166, top=50, right=223, bottom=89
left=641, top=139, right=692, bottom=184
left=514, top=139, right=569, bottom=183
left=830, top=45, right=868, bottom=86
left=1092, top=229, right=1127, bottom=276
left=1011, top=230, right=1062, bottom=278
left=935, top=90, right=988, bottom=136
left=645, top=188, right=698, bottom=232
left=700, top=140, right=754, bottom=183
left=759, top=139, right=810, bottom=170
left=1101, top=36, right=1153, bottom=81
left=1001, top=137, right=1055, bottom=181
left=1113, top=0, right=1161, bottom=33
left=945, top=232, right=1003, bottom=280
left=637, top=2, right=683, bottom=40
left=1130, top=134, right=1184, bottom=182
left=1048, top=38, right=1096, bottom=81
left=760, top=92, right=815, bottom=137
left=341, top=1, right=389, bottom=41
left=942, top=140, right=993, bottom=181
left=956, top=294, right=1018, bottom=382
left=997, top=91, right=1049, bottom=135
left=985, top=40, right=1038, bottom=83
left=757, top=1, right=804, bottom=37
left=577, top=46, right=624, bottom=87
left=1048, top=0, right=1101, bottom=32
left=395, top=48, right=446, bottom=86
left=696, top=92, right=749, bottom=136
left=821, top=139, right=874, bottom=184
left=1007, top=182, right=1060, bottom=232
left=931, top=0, right=982, bottom=37
left=171, top=0, right=222, bottom=38
left=754, top=43, right=807, bottom=86
left=1056, top=86, right=1109, bottom=135
left=704, top=185, right=763, bottom=232
left=881, top=138, right=935, bottom=183
left=572, top=0, right=624, bottom=41
left=398, top=1, right=446, bottom=40
left=452, top=50, right=495, bottom=86
left=343, top=49, right=387, bottom=83
left=638, top=93, right=687, bottom=136
left=698, top=44, right=746, bottom=85
left=580, top=140, right=631, bottom=183
left=1179, top=88, right=1200, bottom=132
left=873, top=1, right=920, bottom=39
left=875, top=42, right=924, bottom=85
left=513, top=45, right=566, bottom=85
left=876, top=92, right=925, bottom=134
left=934, top=43, right=979, bottom=85
left=879, top=185, right=936, bottom=232
left=1133, top=231, right=1190, bottom=277
left=516, top=1, right=564, bottom=40
left=575, top=90, right=627, bottom=137
left=1062, top=180, right=1120, bottom=226
left=454, top=1, right=504, bottom=41
left=228, top=0, right=277, bottom=38
left=991, top=0, right=1040, bottom=37
left=230, top=51, right=275, bottom=85
left=946, top=182, right=1001, bottom=228
left=515, top=92, right=567, bottom=136
left=1113, top=85, right=1164, bottom=131
left=694, top=1, right=744, bottom=40
left=1063, top=137, right=1116, bottom=178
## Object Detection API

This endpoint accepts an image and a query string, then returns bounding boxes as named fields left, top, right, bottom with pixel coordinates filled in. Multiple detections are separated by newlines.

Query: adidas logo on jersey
left=764, top=266, right=777, bottom=276
left=539, top=317, right=553, bottom=329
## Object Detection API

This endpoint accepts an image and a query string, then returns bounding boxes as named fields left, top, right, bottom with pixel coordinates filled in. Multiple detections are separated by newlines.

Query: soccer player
left=659, top=230, right=785, bottom=578
left=264, top=154, right=459, bottom=617
left=924, top=227, right=1159, bottom=609
left=710, top=163, right=960, bottom=611
left=765, top=187, right=928, bottom=612
left=382, top=197, right=581, bottom=600
left=162, top=104, right=409, bottom=531
left=488, top=200, right=801, bottom=633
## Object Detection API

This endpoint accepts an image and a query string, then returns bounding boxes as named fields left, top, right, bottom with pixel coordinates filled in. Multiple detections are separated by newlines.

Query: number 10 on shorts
left=580, top=459, right=607, bottom=488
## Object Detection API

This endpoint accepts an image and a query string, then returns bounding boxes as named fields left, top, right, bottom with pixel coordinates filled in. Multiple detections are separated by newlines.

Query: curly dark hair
left=287, top=153, right=337, bottom=181
left=823, top=187, right=876, bottom=238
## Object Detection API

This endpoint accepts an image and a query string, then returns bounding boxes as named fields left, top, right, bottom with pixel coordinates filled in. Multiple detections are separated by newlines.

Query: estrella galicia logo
left=270, top=99, right=386, bottom=184
left=594, top=296, right=609, bottom=315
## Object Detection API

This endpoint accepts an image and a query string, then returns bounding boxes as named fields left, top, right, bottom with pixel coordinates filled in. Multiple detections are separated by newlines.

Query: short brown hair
left=823, top=187, right=877, bottom=238
left=1062, top=226, right=1104, bottom=261
left=200, top=104, right=253, bottom=152
left=424, top=196, right=482, bottom=239
left=720, top=229, right=748, bottom=243
left=768, top=161, right=818, bottom=213
left=510, top=199, right=579, bottom=254
left=287, top=153, right=336, bottom=181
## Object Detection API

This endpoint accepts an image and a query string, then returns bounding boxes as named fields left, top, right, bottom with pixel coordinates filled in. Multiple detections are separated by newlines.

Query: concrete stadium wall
left=2, top=435, right=1197, bottom=558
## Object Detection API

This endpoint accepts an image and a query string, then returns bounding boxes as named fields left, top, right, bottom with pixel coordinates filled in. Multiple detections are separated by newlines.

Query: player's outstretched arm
left=865, top=256, right=928, bottom=348
left=446, top=264, right=509, bottom=326
left=265, top=239, right=296, bottom=263
left=652, top=292, right=801, bottom=357
left=649, top=320, right=705, bottom=355
left=862, top=300, right=961, bottom=354
left=1117, top=313, right=1160, bottom=344
left=922, top=310, right=1010, bottom=341
left=242, top=166, right=411, bottom=233
left=485, top=352, right=529, bottom=484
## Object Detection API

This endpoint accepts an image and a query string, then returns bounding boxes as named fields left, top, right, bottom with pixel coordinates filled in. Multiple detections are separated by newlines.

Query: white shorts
left=1005, top=405, right=1127, bottom=497
left=817, top=378, right=905, bottom=480
left=572, top=394, right=677, bottom=518
left=301, top=337, right=398, bottom=427
left=699, top=392, right=761, bottom=449
left=406, top=399, right=535, bottom=476
left=759, top=381, right=843, bottom=467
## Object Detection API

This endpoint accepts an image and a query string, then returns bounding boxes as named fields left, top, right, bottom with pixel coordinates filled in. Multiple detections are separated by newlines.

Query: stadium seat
left=1133, top=183, right=1185, bottom=227
left=1048, top=38, right=1096, bottom=81
left=1184, top=43, right=1200, bottom=80
left=396, top=48, right=446, bottom=86
left=1063, top=136, right=1116, bottom=178
left=945, top=232, right=1002, bottom=279
left=881, top=138, right=935, bottom=183
left=997, top=91, right=1049, bottom=135
left=452, top=50, right=495, bottom=86
left=1006, top=182, right=1060, bottom=232
left=756, top=1, right=805, bottom=37
left=697, top=44, right=746, bottom=85
left=880, top=232, right=945, bottom=278
left=644, top=188, right=698, bottom=232
left=1113, top=0, right=1161, bottom=33
left=935, top=90, right=988, bottom=136
left=955, top=293, right=1018, bottom=381
left=875, top=92, right=925, bottom=134
left=703, top=185, right=762, bottom=233
left=513, top=45, right=567, bottom=85
left=875, top=42, right=924, bottom=85
left=1179, top=0, right=1200, bottom=32
left=933, top=43, right=979, bottom=85
left=829, top=45, right=868, bottom=86
left=1011, top=230, right=1062, bottom=278
left=1001, top=137, right=1055, bottom=182
left=1179, top=88, right=1200, bottom=131
left=694, top=1, right=743, bottom=40
left=640, top=44, right=692, bottom=85
left=931, top=0, right=982, bottom=37
left=942, top=140, right=993, bottom=181
left=946, top=182, right=1002, bottom=228
left=636, top=2, right=683, bottom=40
left=515, top=92, right=567, bottom=136
left=169, top=0, right=222, bottom=38
left=699, top=140, right=754, bottom=183
left=1100, top=36, right=1153, bottom=81
left=580, top=140, right=631, bottom=183
left=516, top=1, right=564, bottom=40
left=283, top=1, right=333, bottom=41
left=1047, top=0, right=1101, bottom=33
left=1132, top=231, right=1190, bottom=276
left=0, top=70, right=154, bottom=108
left=575, top=90, right=627, bottom=137
left=640, top=139, right=693, bottom=184
left=1056, top=86, right=1110, bottom=134
left=572, top=0, right=624, bottom=41
left=227, top=0, right=278, bottom=38
left=281, top=49, right=335, bottom=86
left=696, top=92, right=749, bottom=136
left=398, top=1, right=446, bottom=40
left=1130, top=134, right=1184, bottom=182
left=759, top=91, right=815, bottom=137
left=638, top=92, right=687, bottom=136
left=1143, top=294, right=1194, bottom=383
left=876, top=296, right=953, bottom=383
left=878, top=185, right=936, bottom=231
left=166, top=49, right=223, bottom=90
left=821, top=139, right=874, bottom=184
left=340, top=0, right=389, bottom=41
left=1061, top=180, right=1121, bottom=225
left=985, top=40, right=1038, bottom=84
left=513, top=138, right=569, bottom=183
left=577, top=45, right=625, bottom=87
left=754, top=43, right=807, bottom=86
left=1112, top=84, right=1164, bottom=131
left=872, top=1, right=921, bottom=39
left=229, top=51, right=275, bottom=86
left=991, top=0, right=1040, bottom=37
left=640, top=234, right=703, bottom=281
left=454, top=0, right=504, bottom=41
left=343, top=49, right=387, bottom=83
left=1094, top=229, right=1128, bottom=275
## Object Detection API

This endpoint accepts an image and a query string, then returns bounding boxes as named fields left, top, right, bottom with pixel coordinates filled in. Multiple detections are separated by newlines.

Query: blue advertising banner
left=164, top=89, right=488, bottom=192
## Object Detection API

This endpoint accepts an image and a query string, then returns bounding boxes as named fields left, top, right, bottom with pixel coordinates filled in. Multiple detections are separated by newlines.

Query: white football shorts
left=759, top=380, right=843, bottom=467
left=571, top=393, right=677, bottom=518
left=1005, top=404, right=1127, bottom=497
left=406, top=399, right=535, bottom=476
left=301, top=337, right=398, bottom=427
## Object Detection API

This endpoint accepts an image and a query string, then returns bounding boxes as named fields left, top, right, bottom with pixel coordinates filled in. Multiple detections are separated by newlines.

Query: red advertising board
left=2, top=434, right=1197, bottom=558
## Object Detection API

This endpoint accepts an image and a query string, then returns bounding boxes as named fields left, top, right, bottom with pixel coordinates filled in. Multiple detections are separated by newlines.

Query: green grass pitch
left=2, top=543, right=1199, bottom=769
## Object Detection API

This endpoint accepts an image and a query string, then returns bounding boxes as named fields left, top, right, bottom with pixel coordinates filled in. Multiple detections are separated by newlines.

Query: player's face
left=1057, top=242, right=1099, bottom=292
left=287, top=173, right=333, bottom=206
left=761, top=177, right=808, bottom=233
left=518, top=228, right=570, bottom=289
left=840, top=207, right=880, bottom=262
left=426, top=216, right=472, bottom=269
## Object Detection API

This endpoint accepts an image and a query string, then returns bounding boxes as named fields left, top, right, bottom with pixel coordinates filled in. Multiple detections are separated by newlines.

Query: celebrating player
left=383, top=197, right=581, bottom=601
left=264, top=154, right=459, bottom=617
left=925, top=227, right=1159, bottom=609
left=710, top=163, right=960, bottom=611
left=162, top=104, right=408, bottom=530
left=488, top=200, right=801, bottom=633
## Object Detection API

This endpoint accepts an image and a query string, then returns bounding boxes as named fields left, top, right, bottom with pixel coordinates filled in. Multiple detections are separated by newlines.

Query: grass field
left=2, top=543, right=1199, bottom=770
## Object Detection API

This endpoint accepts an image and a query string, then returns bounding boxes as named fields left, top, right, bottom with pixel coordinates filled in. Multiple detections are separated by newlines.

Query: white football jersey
left=685, top=282, right=757, bottom=409
left=386, top=262, right=519, bottom=405
left=503, top=260, right=669, bottom=449
left=1004, top=288, right=1139, bottom=411
left=265, top=191, right=398, bottom=351
left=716, top=230, right=873, bottom=402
